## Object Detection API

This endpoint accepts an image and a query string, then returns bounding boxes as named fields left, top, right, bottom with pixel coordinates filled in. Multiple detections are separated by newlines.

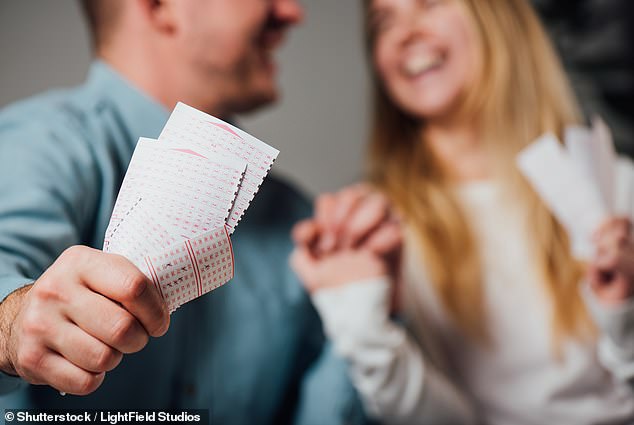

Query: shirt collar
left=85, top=60, right=169, bottom=141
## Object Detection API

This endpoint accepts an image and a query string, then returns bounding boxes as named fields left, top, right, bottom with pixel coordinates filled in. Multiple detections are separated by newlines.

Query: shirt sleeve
left=0, top=371, right=24, bottom=395
left=0, top=121, right=98, bottom=301
left=293, top=341, right=376, bottom=425
left=311, top=278, right=477, bottom=425
left=0, top=121, right=98, bottom=394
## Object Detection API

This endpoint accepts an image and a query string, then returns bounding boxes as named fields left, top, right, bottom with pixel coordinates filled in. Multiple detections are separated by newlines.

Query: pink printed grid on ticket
left=143, top=226, right=234, bottom=313
left=159, top=102, right=279, bottom=232
left=105, top=138, right=246, bottom=242
left=104, top=103, right=277, bottom=313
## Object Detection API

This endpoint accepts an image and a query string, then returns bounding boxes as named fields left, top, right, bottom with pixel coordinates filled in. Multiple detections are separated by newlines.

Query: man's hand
left=589, top=217, right=634, bottom=306
left=0, top=246, right=169, bottom=395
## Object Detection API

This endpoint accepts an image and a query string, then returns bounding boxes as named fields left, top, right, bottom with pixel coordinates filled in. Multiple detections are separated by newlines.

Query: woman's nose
left=394, top=10, right=430, bottom=48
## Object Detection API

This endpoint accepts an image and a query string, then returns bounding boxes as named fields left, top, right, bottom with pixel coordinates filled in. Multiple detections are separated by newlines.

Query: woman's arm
left=312, top=277, right=477, bottom=425
left=583, top=283, right=634, bottom=383
left=291, top=246, right=477, bottom=425
left=291, top=187, right=478, bottom=424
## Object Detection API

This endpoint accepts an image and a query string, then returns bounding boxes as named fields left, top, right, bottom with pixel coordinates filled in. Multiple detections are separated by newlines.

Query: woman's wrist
left=311, top=277, right=394, bottom=340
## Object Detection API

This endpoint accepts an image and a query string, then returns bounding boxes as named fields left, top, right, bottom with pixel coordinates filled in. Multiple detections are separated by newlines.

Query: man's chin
left=232, top=88, right=279, bottom=115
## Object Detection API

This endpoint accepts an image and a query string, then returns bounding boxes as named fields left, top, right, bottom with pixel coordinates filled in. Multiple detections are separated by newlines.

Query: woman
left=291, top=0, right=634, bottom=423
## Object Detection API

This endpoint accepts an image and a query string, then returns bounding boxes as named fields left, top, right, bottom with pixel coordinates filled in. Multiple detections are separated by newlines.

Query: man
left=0, top=1, right=369, bottom=423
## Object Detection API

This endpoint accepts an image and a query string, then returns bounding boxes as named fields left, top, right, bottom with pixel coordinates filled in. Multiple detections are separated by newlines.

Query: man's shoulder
left=0, top=85, right=113, bottom=204
left=0, top=85, right=97, bottom=142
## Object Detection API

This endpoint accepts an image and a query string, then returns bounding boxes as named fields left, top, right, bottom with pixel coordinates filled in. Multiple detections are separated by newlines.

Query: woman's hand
left=290, top=247, right=388, bottom=294
left=589, top=217, right=634, bottom=306
left=294, top=184, right=401, bottom=255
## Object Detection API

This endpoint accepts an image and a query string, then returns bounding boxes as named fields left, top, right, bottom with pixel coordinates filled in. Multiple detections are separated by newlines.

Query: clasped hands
left=291, top=184, right=402, bottom=295
left=292, top=184, right=634, bottom=309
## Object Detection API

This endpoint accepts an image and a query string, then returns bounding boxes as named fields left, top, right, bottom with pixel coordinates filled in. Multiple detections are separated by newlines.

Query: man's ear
left=136, top=0, right=178, bottom=35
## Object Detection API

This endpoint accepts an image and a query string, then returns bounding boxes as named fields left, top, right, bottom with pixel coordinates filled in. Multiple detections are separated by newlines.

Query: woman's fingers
left=303, top=185, right=402, bottom=268
left=329, top=184, right=373, bottom=234
left=339, top=193, right=392, bottom=249
left=590, top=217, right=634, bottom=305
left=315, top=193, right=338, bottom=253
left=363, top=221, right=403, bottom=257
left=292, top=219, right=320, bottom=247
left=594, top=217, right=634, bottom=275
left=593, top=217, right=631, bottom=245
left=290, top=247, right=319, bottom=292
left=588, top=265, right=634, bottom=306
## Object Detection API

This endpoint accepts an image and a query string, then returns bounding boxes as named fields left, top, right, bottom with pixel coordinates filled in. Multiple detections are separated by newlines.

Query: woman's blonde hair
left=364, top=0, right=594, bottom=346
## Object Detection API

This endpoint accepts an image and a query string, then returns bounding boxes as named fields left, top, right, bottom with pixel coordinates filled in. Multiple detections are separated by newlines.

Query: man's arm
left=0, top=285, right=30, bottom=374
left=0, top=285, right=30, bottom=393
left=293, top=341, right=376, bottom=425
left=0, top=120, right=169, bottom=394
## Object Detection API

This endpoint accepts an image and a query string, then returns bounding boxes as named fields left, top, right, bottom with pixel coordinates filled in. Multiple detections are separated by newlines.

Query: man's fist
left=0, top=246, right=169, bottom=395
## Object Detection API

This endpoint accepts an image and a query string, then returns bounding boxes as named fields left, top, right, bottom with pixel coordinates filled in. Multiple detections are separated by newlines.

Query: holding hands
left=293, top=189, right=634, bottom=311
left=291, top=184, right=402, bottom=294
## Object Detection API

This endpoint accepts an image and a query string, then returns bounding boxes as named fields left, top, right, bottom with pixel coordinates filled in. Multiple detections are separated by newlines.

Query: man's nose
left=273, top=0, right=305, bottom=26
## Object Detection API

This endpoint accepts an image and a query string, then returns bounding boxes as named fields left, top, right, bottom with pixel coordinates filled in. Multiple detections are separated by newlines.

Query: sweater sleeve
left=311, top=278, right=477, bottom=425
left=582, top=284, right=634, bottom=382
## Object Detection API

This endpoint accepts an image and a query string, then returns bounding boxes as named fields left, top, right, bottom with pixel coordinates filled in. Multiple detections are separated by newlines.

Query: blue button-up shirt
left=0, top=62, right=368, bottom=425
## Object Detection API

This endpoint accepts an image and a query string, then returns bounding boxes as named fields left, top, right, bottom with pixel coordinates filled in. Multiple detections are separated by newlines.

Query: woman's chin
left=402, top=101, right=456, bottom=122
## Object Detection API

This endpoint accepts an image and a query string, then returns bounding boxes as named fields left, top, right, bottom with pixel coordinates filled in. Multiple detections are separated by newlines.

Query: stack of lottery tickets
left=517, top=117, right=616, bottom=260
left=103, top=102, right=279, bottom=313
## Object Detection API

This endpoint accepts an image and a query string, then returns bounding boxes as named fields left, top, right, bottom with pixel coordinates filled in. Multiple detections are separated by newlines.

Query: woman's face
left=370, top=0, right=481, bottom=122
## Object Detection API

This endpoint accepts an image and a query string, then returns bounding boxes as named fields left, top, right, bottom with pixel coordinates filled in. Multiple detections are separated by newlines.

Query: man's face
left=173, top=0, right=304, bottom=115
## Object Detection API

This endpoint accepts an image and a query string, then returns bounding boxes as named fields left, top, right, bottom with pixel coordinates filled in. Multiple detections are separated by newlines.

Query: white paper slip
left=158, top=102, right=279, bottom=232
left=104, top=198, right=179, bottom=269
left=141, top=226, right=234, bottom=313
left=105, top=138, right=246, bottom=241
left=565, top=118, right=616, bottom=210
left=517, top=132, right=608, bottom=259
left=590, top=117, right=616, bottom=209
left=103, top=103, right=279, bottom=313
left=564, top=125, right=592, bottom=171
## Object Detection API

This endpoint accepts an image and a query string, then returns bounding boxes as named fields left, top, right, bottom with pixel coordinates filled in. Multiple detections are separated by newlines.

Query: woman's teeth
left=403, top=54, right=443, bottom=77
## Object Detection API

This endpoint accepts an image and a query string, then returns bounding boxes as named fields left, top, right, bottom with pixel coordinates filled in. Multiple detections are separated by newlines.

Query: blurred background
left=1, top=1, right=632, bottom=196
